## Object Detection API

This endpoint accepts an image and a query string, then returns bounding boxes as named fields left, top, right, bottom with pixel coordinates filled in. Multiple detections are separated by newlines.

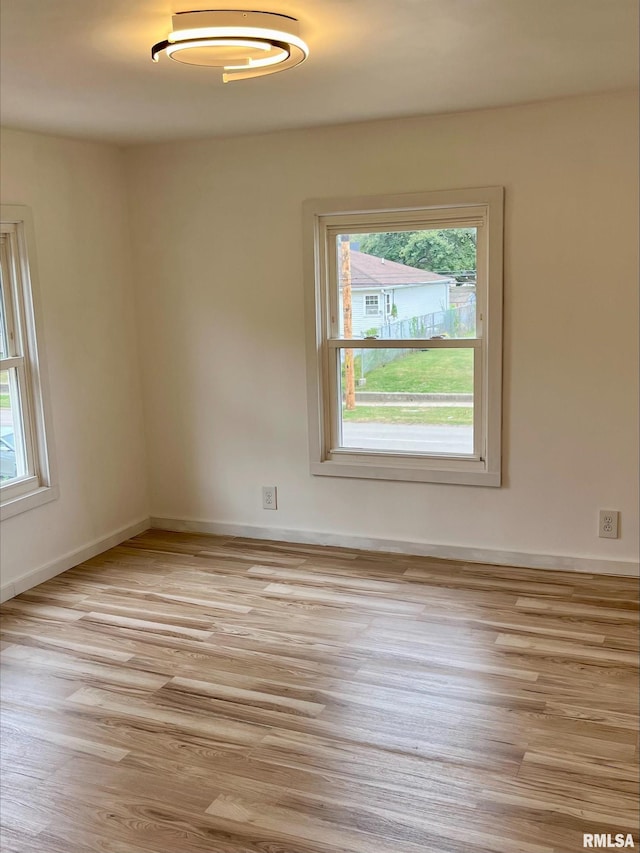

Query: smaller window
left=303, top=186, right=503, bottom=486
left=364, top=294, right=380, bottom=316
left=0, top=205, right=57, bottom=519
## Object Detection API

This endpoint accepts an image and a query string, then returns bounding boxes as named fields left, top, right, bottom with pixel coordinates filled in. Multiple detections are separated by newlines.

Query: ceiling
left=0, top=0, right=638, bottom=145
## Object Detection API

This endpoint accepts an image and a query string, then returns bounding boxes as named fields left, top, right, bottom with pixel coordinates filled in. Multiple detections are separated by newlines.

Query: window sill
left=310, top=456, right=501, bottom=486
left=0, top=483, right=60, bottom=520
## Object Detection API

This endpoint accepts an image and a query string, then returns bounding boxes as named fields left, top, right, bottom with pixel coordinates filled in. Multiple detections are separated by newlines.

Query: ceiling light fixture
left=151, top=10, right=309, bottom=83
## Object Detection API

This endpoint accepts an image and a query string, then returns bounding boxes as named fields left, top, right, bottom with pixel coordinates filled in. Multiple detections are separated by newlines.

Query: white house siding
left=350, top=290, right=381, bottom=336
left=393, top=282, right=450, bottom=324
left=341, top=282, right=451, bottom=338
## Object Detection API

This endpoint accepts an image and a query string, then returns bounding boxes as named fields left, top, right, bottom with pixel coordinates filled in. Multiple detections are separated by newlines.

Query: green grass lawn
left=0, top=394, right=8, bottom=408
left=360, top=348, right=473, bottom=393
left=342, top=405, right=473, bottom=426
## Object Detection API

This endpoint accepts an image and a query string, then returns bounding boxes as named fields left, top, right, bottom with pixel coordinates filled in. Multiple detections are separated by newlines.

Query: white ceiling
left=1, top=0, right=638, bottom=145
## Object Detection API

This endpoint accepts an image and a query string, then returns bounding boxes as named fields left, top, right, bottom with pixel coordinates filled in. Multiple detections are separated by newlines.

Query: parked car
left=0, top=431, right=16, bottom=481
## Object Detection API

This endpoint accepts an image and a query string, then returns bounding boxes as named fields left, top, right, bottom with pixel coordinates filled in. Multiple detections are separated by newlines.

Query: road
left=0, top=411, right=473, bottom=453
left=342, top=423, right=473, bottom=454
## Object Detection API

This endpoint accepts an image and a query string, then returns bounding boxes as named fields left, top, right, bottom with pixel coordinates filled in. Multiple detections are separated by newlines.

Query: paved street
left=342, top=422, right=473, bottom=454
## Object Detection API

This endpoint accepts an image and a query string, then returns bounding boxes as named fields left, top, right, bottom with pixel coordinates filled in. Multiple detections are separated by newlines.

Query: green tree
left=359, top=228, right=476, bottom=274
left=357, top=231, right=407, bottom=264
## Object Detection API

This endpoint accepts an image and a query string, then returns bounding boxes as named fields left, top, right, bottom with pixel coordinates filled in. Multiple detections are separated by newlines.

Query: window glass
left=336, top=228, right=477, bottom=340
left=337, top=348, right=474, bottom=456
left=364, top=294, right=379, bottom=315
left=0, top=368, right=28, bottom=482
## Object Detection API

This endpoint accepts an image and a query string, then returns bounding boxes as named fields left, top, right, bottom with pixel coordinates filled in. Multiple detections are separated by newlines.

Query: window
left=364, top=294, right=380, bottom=315
left=303, top=187, right=503, bottom=486
left=1, top=205, right=57, bottom=518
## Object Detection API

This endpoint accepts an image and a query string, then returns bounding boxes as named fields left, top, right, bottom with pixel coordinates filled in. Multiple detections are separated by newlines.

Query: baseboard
left=0, top=517, right=150, bottom=603
left=151, top=516, right=639, bottom=578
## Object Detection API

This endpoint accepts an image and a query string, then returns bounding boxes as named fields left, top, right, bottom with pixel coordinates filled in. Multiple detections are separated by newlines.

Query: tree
left=359, top=228, right=476, bottom=275
left=357, top=231, right=406, bottom=264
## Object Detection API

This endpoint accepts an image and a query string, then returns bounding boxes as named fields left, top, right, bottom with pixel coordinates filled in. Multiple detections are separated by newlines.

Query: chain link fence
left=357, top=303, right=476, bottom=376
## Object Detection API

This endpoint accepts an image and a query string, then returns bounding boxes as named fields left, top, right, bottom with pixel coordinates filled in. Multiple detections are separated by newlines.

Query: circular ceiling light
left=151, top=10, right=309, bottom=83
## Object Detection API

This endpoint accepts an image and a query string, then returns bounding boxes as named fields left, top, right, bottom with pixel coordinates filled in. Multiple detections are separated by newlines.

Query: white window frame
left=303, top=187, right=503, bottom=486
left=364, top=294, right=380, bottom=316
left=0, top=205, right=57, bottom=519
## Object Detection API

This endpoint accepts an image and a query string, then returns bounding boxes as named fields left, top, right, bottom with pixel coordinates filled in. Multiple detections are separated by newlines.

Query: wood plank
left=1, top=528, right=637, bottom=853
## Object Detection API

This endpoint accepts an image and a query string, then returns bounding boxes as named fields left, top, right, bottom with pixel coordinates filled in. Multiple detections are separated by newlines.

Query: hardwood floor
left=0, top=529, right=638, bottom=853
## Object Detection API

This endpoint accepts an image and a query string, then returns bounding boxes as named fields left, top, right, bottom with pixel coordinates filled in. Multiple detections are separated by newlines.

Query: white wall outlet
left=598, top=509, right=619, bottom=539
left=262, top=486, right=277, bottom=510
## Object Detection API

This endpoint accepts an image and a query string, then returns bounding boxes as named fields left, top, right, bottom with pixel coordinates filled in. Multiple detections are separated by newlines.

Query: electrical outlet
left=598, top=509, right=619, bottom=539
left=262, top=486, right=277, bottom=510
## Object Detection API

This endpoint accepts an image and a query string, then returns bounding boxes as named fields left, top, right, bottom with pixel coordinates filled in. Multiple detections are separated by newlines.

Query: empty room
left=0, top=1, right=638, bottom=851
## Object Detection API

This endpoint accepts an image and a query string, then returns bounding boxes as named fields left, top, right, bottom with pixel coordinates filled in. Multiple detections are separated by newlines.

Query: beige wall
left=126, top=91, right=638, bottom=570
left=0, top=129, right=149, bottom=592
left=1, top=92, right=637, bottom=587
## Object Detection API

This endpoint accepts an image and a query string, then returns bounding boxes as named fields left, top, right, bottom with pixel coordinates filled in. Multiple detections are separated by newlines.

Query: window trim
left=303, top=186, right=503, bottom=486
left=1, top=205, right=58, bottom=519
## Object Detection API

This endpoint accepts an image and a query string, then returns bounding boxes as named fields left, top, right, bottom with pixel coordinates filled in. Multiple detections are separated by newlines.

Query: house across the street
left=340, top=250, right=455, bottom=338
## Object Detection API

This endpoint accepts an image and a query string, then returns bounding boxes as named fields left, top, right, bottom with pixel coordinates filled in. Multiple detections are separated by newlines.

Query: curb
left=354, top=392, right=473, bottom=403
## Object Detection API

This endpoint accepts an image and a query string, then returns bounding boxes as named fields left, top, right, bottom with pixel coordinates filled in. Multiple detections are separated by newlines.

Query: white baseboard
left=4, top=514, right=633, bottom=604
left=151, top=516, right=639, bottom=578
left=0, top=517, right=150, bottom=603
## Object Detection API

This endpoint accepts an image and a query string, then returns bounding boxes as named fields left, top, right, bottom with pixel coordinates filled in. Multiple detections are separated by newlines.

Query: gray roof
left=344, top=250, right=453, bottom=289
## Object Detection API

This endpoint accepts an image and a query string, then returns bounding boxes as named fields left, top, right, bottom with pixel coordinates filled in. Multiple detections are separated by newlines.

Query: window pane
left=337, top=348, right=474, bottom=456
left=0, top=368, right=28, bottom=482
left=336, top=229, right=477, bottom=339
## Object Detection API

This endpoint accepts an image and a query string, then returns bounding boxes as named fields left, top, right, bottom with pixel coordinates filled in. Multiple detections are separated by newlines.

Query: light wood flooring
left=0, top=529, right=638, bottom=853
